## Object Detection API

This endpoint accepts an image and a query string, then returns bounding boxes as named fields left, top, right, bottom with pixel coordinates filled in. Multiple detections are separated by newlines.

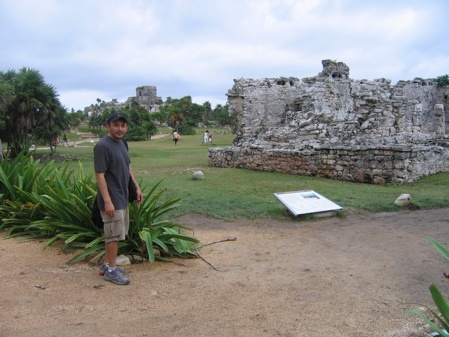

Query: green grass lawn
left=35, top=128, right=449, bottom=220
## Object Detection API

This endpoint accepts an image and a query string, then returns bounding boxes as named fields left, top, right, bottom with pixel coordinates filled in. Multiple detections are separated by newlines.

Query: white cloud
left=59, top=89, right=113, bottom=111
left=1, top=0, right=448, bottom=111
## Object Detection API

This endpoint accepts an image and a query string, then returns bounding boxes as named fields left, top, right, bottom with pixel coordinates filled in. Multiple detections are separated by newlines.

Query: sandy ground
left=1, top=209, right=449, bottom=337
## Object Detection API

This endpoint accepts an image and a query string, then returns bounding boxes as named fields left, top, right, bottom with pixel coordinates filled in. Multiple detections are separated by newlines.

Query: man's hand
left=104, top=199, right=115, bottom=217
left=136, top=188, right=144, bottom=204
left=129, top=165, right=143, bottom=205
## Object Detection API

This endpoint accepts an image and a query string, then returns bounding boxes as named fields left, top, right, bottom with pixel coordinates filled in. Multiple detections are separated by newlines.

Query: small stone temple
left=126, top=85, right=162, bottom=112
left=208, top=60, right=449, bottom=184
left=86, top=85, right=161, bottom=113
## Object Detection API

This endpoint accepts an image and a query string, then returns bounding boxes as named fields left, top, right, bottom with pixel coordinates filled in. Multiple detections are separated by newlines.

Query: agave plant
left=0, top=158, right=103, bottom=258
left=406, top=237, right=449, bottom=336
left=119, top=180, right=198, bottom=263
left=0, top=149, right=54, bottom=203
left=0, top=152, right=198, bottom=265
left=67, top=180, right=199, bottom=264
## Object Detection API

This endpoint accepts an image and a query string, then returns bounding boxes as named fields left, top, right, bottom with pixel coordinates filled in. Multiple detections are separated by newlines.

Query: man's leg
left=99, top=239, right=126, bottom=276
left=105, top=240, right=119, bottom=267
left=103, top=239, right=129, bottom=285
left=100, top=209, right=129, bottom=284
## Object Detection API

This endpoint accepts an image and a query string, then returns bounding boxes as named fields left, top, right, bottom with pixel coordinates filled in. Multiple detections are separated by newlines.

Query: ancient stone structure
left=208, top=60, right=449, bottom=184
left=84, top=85, right=161, bottom=113
left=125, top=85, right=162, bottom=112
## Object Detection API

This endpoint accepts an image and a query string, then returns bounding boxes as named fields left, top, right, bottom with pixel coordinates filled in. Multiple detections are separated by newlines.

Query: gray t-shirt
left=94, top=136, right=130, bottom=211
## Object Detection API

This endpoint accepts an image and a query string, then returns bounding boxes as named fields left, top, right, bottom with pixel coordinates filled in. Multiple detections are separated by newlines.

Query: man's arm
left=129, top=165, right=143, bottom=204
left=95, top=172, right=115, bottom=217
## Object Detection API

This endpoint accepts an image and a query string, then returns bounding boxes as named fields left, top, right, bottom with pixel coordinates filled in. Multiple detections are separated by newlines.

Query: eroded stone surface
left=209, top=60, right=449, bottom=184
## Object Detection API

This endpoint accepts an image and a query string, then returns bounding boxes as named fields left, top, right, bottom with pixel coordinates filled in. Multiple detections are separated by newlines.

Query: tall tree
left=120, top=101, right=158, bottom=141
left=88, top=99, right=107, bottom=131
left=202, top=101, right=212, bottom=124
left=159, top=96, right=203, bottom=135
left=210, top=103, right=235, bottom=128
left=35, top=103, right=69, bottom=153
left=168, top=111, right=184, bottom=133
left=0, top=67, right=67, bottom=156
left=0, top=79, right=14, bottom=131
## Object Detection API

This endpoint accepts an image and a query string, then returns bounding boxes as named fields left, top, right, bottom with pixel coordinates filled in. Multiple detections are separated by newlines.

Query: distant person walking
left=62, top=133, right=68, bottom=146
left=203, top=130, right=208, bottom=145
left=173, top=131, right=181, bottom=145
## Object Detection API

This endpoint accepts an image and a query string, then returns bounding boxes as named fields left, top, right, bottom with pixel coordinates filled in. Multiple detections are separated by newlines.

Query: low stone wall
left=209, top=143, right=449, bottom=184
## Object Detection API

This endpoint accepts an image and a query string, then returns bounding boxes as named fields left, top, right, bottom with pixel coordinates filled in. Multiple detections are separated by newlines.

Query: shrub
left=0, top=151, right=198, bottom=264
left=437, top=75, right=449, bottom=87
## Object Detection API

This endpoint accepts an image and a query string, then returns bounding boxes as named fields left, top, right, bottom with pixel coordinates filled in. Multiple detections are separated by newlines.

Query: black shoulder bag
left=128, top=177, right=137, bottom=202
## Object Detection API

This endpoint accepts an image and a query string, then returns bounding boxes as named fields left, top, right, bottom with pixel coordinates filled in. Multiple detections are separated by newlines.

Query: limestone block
left=394, top=194, right=412, bottom=206
left=192, top=171, right=205, bottom=180
left=116, top=254, right=131, bottom=266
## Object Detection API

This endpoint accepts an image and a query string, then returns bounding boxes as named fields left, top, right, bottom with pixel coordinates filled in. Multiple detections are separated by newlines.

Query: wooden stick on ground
left=195, top=237, right=237, bottom=271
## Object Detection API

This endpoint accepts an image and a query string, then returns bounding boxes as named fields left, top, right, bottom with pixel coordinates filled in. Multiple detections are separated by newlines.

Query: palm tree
left=168, top=112, right=184, bottom=132
left=0, top=67, right=66, bottom=156
left=35, top=102, right=69, bottom=153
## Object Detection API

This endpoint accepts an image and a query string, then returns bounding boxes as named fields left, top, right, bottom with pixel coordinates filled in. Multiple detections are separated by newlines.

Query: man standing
left=94, top=113, right=143, bottom=285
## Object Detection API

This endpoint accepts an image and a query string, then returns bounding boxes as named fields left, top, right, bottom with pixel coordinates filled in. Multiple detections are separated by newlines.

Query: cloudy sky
left=1, top=0, right=448, bottom=111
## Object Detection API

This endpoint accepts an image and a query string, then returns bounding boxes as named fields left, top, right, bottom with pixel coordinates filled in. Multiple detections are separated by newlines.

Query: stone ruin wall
left=208, top=60, right=449, bottom=184
left=85, top=85, right=161, bottom=113
left=125, top=85, right=162, bottom=112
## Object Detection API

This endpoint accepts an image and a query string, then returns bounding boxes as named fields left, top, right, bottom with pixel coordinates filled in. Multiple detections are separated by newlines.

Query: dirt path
left=1, top=209, right=449, bottom=336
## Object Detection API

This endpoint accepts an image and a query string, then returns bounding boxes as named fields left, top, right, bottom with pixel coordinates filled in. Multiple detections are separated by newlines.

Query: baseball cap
left=107, top=113, right=129, bottom=124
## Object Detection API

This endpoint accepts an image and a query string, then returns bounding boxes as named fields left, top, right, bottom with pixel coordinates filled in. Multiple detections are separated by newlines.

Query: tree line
left=83, top=95, right=234, bottom=141
left=0, top=67, right=235, bottom=157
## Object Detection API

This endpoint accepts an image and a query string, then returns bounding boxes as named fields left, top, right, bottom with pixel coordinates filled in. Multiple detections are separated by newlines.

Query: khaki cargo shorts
left=101, top=208, right=129, bottom=243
